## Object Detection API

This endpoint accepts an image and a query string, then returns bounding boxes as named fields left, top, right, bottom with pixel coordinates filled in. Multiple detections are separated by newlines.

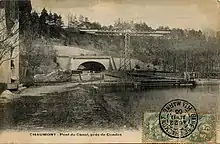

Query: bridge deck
left=105, top=70, right=196, bottom=86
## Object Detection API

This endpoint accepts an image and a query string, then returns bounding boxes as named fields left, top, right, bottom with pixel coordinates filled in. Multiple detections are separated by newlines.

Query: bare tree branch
left=0, top=52, right=18, bottom=66
left=0, top=9, right=19, bottom=66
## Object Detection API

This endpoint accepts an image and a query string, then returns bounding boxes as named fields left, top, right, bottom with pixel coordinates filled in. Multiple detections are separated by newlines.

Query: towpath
left=18, top=80, right=104, bottom=97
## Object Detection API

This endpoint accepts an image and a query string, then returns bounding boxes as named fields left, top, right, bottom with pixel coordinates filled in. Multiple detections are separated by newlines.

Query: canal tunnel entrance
left=77, top=61, right=106, bottom=73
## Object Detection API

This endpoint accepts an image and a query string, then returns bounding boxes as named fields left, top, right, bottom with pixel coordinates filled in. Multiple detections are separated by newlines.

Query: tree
left=78, top=15, right=84, bottom=23
left=68, top=14, right=79, bottom=28
left=56, top=14, right=63, bottom=27
left=84, top=17, right=89, bottom=23
left=39, top=8, right=49, bottom=35
left=30, top=11, right=40, bottom=32
left=90, top=22, right=102, bottom=29
left=0, top=6, right=19, bottom=66
left=48, top=11, right=54, bottom=25
left=157, top=26, right=170, bottom=31
left=40, top=8, right=48, bottom=24
left=20, top=30, right=57, bottom=81
left=19, top=0, right=32, bottom=33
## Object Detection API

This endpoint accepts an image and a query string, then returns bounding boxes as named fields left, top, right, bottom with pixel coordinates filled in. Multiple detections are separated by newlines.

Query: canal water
left=0, top=85, right=219, bottom=131
left=104, top=85, right=219, bottom=129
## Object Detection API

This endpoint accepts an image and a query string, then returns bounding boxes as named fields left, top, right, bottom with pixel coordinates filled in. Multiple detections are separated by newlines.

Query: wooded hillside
left=19, top=0, right=220, bottom=78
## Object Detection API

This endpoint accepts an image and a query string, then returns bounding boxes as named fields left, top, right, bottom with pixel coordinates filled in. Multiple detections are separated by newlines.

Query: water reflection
left=103, top=85, right=219, bottom=128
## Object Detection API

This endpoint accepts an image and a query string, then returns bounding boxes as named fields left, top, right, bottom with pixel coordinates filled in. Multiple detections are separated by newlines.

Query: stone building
left=0, top=0, right=19, bottom=89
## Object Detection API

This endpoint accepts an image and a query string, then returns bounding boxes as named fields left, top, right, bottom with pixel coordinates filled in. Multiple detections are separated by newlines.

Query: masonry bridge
left=55, top=45, right=145, bottom=72
left=57, top=55, right=117, bottom=72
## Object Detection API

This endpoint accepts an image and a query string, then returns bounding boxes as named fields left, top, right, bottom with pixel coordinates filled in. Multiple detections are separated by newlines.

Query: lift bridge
left=79, top=29, right=171, bottom=71
left=78, top=29, right=197, bottom=86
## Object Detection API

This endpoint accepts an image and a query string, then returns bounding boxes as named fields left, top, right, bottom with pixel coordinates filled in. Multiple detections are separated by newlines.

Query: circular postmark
left=159, top=99, right=198, bottom=138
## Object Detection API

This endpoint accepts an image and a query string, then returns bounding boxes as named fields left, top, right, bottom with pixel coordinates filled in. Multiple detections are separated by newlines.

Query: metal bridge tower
left=120, top=31, right=131, bottom=70
left=79, top=29, right=170, bottom=71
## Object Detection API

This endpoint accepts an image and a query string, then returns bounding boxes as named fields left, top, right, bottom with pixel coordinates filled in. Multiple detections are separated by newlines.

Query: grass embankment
left=0, top=83, right=12, bottom=130
left=5, top=85, right=134, bottom=130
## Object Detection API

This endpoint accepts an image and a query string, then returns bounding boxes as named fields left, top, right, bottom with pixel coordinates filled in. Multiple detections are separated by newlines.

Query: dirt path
left=18, top=81, right=104, bottom=97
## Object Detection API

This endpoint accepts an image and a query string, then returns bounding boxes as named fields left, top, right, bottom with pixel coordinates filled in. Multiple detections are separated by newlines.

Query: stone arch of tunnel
left=77, top=61, right=106, bottom=72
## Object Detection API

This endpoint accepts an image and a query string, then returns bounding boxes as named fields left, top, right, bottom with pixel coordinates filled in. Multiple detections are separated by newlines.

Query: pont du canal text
left=30, top=132, right=122, bottom=137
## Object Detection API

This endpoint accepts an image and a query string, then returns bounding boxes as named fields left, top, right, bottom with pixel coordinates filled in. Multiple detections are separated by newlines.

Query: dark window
left=11, top=60, right=15, bottom=69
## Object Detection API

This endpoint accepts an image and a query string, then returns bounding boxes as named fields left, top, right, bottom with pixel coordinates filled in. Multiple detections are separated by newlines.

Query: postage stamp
left=142, top=99, right=216, bottom=143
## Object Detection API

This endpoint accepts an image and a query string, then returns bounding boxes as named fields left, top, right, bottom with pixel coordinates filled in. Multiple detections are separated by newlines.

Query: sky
left=31, top=0, right=220, bottom=31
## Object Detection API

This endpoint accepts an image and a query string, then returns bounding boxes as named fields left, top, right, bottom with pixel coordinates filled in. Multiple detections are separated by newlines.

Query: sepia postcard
left=0, top=0, right=220, bottom=143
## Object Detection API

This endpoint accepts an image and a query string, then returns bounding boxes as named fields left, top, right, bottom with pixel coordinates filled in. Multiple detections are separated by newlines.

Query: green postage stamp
left=142, top=99, right=216, bottom=143
left=1, top=0, right=220, bottom=143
